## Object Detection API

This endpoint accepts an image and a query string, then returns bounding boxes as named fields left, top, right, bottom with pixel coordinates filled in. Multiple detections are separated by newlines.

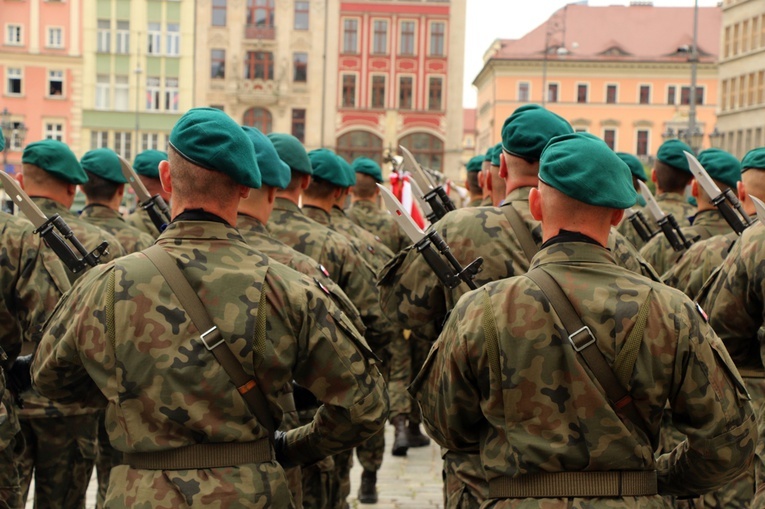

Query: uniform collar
left=157, top=218, right=246, bottom=243
left=689, top=209, right=725, bottom=226
left=530, top=240, right=617, bottom=270
left=274, top=197, right=301, bottom=213
left=80, top=204, right=124, bottom=221
left=502, top=186, right=534, bottom=205
left=352, top=200, right=379, bottom=213
left=236, top=213, right=268, bottom=235
left=31, top=196, right=76, bottom=219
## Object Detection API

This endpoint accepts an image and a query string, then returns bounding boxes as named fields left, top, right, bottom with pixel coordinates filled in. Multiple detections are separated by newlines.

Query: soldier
left=412, top=132, right=756, bottom=507
left=15, top=139, right=125, bottom=509
left=31, top=107, right=388, bottom=508
left=124, top=149, right=169, bottom=238
left=647, top=139, right=696, bottom=226
left=640, top=148, right=741, bottom=275
left=488, top=143, right=506, bottom=207
left=614, top=152, right=651, bottom=249
left=478, top=148, right=494, bottom=207
left=465, top=156, right=485, bottom=207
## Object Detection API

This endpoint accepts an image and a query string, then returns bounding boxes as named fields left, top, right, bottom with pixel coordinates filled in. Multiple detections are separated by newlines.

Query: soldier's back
left=80, top=204, right=154, bottom=254
left=347, top=200, right=409, bottom=254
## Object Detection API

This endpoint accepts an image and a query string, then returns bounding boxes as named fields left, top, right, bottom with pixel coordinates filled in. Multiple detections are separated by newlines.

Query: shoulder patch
left=695, top=302, right=709, bottom=323
left=318, top=264, right=330, bottom=278
left=313, top=278, right=331, bottom=296
left=367, top=245, right=376, bottom=255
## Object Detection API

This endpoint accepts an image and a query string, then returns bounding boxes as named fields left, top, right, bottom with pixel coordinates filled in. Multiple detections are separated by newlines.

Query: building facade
left=715, top=0, right=765, bottom=158
left=473, top=3, right=720, bottom=161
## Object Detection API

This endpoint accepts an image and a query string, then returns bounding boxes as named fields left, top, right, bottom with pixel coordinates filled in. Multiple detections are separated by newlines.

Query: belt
left=489, top=471, right=658, bottom=499
left=123, top=438, right=273, bottom=470
left=737, top=367, right=765, bottom=379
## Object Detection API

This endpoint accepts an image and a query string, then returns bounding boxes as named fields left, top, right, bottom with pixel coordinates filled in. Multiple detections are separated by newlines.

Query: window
left=739, top=78, right=745, bottom=108
left=166, top=24, right=180, bottom=56
left=165, top=78, right=179, bottom=111
left=430, top=22, right=445, bottom=57
left=667, top=85, right=676, bottom=105
left=743, top=20, right=750, bottom=53
left=8, top=123, right=24, bottom=151
left=96, top=75, right=110, bottom=109
left=146, top=77, right=161, bottom=111
left=212, top=0, right=227, bottom=27
left=749, top=73, right=756, bottom=105
left=243, top=107, right=272, bottom=133
left=114, top=132, right=132, bottom=160
left=147, top=23, right=161, bottom=55
left=724, top=26, right=731, bottom=58
left=48, top=70, right=63, bottom=96
left=731, top=76, right=738, bottom=110
left=603, top=129, right=616, bottom=150
left=733, top=23, right=739, bottom=55
left=295, top=2, right=309, bottom=30
left=342, top=74, right=356, bottom=108
left=371, top=75, right=386, bottom=109
left=114, top=75, right=129, bottom=111
left=759, top=71, right=765, bottom=104
left=636, top=130, right=648, bottom=156
left=373, top=20, right=388, bottom=55
left=400, top=21, right=415, bottom=55
left=47, top=27, right=63, bottom=48
left=547, top=83, right=558, bottom=103
left=639, top=85, right=650, bottom=104
left=680, top=86, right=703, bottom=105
left=337, top=131, right=383, bottom=163
left=115, top=21, right=129, bottom=54
left=399, top=76, right=413, bottom=109
left=293, top=52, right=307, bottom=82
left=44, top=122, right=63, bottom=142
left=91, top=131, right=108, bottom=149
left=142, top=133, right=160, bottom=151
left=291, top=109, right=306, bottom=143
left=248, top=0, right=275, bottom=27
left=606, top=84, right=617, bottom=104
left=245, top=51, right=274, bottom=80
left=343, top=19, right=358, bottom=53
left=399, top=132, right=444, bottom=172
left=211, top=49, right=225, bottom=79
left=752, top=16, right=759, bottom=51
left=721, top=79, right=728, bottom=111
left=7, top=68, right=22, bottom=95
left=6, top=25, right=22, bottom=46
left=97, top=20, right=110, bottom=53
left=518, top=82, right=530, bottom=102
left=577, top=84, right=588, bottom=103
left=428, top=77, right=443, bottom=111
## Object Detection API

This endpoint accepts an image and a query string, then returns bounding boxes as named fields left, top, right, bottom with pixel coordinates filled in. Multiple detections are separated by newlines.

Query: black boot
left=358, top=469, right=378, bottom=504
left=391, top=415, right=409, bottom=456
left=406, top=421, right=431, bottom=448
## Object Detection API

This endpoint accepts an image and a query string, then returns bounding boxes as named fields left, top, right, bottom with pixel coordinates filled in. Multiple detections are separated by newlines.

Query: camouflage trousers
left=0, top=431, right=22, bottom=509
left=95, top=410, right=122, bottom=509
left=443, top=450, right=487, bottom=509
left=389, top=332, right=430, bottom=424
left=17, top=413, right=97, bottom=509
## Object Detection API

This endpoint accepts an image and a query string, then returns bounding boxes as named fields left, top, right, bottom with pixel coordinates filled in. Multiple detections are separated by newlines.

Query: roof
left=463, top=108, right=476, bottom=133
left=488, top=4, right=721, bottom=64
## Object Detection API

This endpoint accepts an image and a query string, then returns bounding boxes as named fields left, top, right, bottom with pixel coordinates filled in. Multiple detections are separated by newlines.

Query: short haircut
left=81, top=170, right=121, bottom=202
left=467, top=171, right=481, bottom=193
left=352, top=173, right=377, bottom=199
left=168, top=146, right=239, bottom=209
left=654, top=160, right=692, bottom=193
left=303, top=177, right=337, bottom=199
left=21, top=163, right=68, bottom=188
left=285, top=170, right=306, bottom=192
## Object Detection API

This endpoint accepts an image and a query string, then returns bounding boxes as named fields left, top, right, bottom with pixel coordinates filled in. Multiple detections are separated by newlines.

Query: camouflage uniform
left=639, top=209, right=731, bottom=276
left=661, top=231, right=737, bottom=300
left=0, top=212, right=70, bottom=509
left=18, top=197, right=125, bottom=509
left=617, top=192, right=694, bottom=251
left=346, top=200, right=409, bottom=255
left=412, top=240, right=756, bottom=509
left=466, top=198, right=483, bottom=208
left=31, top=218, right=388, bottom=509
left=125, top=208, right=162, bottom=238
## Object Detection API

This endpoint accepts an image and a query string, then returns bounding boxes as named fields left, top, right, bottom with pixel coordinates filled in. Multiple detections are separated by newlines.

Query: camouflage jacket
left=639, top=209, right=732, bottom=276
left=411, top=241, right=755, bottom=505
left=618, top=192, right=694, bottom=251
left=267, top=198, right=394, bottom=353
left=31, top=219, right=388, bottom=508
left=466, top=197, right=483, bottom=208
left=346, top=200, right=410, bottom=254
left=80, top=204, right=155, bottom=254
left=125, top=207, right=162, bottom=239
left=662, top=231, right=737, bottom=300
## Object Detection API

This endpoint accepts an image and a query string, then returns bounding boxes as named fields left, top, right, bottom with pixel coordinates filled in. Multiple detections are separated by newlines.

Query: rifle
left=638, top=180, right=693, bottom=252
left=118, top=155, right=171, bottom=232
left=400, top=146, right=455, bottom=221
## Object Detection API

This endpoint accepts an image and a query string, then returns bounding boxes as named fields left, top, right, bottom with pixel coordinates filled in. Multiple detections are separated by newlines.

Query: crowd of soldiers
left=0, top=102, right=763, bottom=509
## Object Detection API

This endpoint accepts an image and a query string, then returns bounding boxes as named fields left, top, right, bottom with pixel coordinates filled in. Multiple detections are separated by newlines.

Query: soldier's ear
left=737, top=181, right=747, bottom=202
left=529, top=187, right=542, bottom=221
left=610, top=208, right=624, bottom=227
left=15, top=172, right=24, bottom=190
left=690, top=179, right=699, bottom=198
left=159, top=160, right=172, bottom=194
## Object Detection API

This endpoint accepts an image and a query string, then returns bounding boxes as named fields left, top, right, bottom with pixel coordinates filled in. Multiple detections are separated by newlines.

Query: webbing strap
left=142, top=245, right=277, bottom=441
left=482, top=290, right=502, bottom=385
left=614, top=295, right=651, bottom=387
left=488, top=470, right=657, bottom=498
left=502, top=204, right=538, bottom=262
left=524, top=268, right=652, bottom=441
left=123, top=438, right=272, bottom=470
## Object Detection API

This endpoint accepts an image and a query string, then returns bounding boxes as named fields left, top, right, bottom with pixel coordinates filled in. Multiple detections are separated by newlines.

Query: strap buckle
left=569, top=326, right=596, bottom=352
left=200, top=326, right=223, bottom=351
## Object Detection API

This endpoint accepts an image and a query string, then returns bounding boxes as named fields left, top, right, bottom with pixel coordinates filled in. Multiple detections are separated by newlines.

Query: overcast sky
left=463, top=0, right=722, bottom=107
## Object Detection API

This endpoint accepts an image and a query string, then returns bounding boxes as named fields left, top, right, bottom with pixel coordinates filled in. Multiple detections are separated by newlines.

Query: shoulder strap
left=502, top=204, right=538, bottom=262
left=524, top=267, right=652, bottom=440
left=142, top=245, right=276, bottom=440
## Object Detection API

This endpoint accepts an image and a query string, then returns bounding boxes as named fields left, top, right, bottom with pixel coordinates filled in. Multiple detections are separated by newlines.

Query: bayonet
left=751, top=195, right=765, bottom=227
left=685, top=151, right=753, bottom=235
left=408, top=178, right=435, bottom=224
left=638, top=180, right=693, bottom=252
left=400, top=146, right=455, bottom=221
left=624, top=207, right=656, bottom=243
left=0, top=171, right=107, bottom=273
left=378, top=184, right=482, bottom=290
left=118, top=155, right=171, bottom=232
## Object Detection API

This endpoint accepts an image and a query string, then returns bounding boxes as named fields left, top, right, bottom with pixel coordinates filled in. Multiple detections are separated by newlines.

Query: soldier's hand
left=7, top=354, right=33, bottom=398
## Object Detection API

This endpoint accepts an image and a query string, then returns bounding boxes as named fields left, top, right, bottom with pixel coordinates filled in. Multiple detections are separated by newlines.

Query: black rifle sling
left=143, top=245, right=276, bottom=441
left=524, top=267, right=652, bottom=441
left=502, top=204, right=539, bottom=263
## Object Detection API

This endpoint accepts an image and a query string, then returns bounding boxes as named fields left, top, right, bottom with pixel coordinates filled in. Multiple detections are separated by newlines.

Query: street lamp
left=708, top=126, right=723, bottom=149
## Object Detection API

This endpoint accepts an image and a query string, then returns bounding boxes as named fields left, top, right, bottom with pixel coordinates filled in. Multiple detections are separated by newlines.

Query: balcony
left=244, top=25, right=276, bottom=41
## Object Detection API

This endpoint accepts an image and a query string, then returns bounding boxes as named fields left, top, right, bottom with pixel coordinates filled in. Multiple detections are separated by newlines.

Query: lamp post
left=708, top=126, right=723, bottom=149
left=687, top=0, right=699, bottom=148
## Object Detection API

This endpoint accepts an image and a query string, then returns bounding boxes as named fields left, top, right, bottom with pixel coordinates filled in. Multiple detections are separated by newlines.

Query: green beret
left=337, top=155, right=356, bottom=187
left=267, top=133, right=312, bottom=176
left=539, top=132, right=636, bottom=209
left=22, top=139, right=87, bottom=184
left=352, top=157, right=383, bottom=183
left=242, top=126, right=290, bottom=189
left=697, top=149, right=741, bottom=189
left=133, top=150, right=167, bottom=179
left=615, top=152, right=647, bottom=181
left=466, top=156, right=484, bottom=173
left=741, top=148, right=765, bottom=172
left=81, top=148, right=126, bottom=184
left=484, top=146, right=493, bottom=162
left=308, top=149, right=350, bottom=187
left=168, top=107, right=261, bottom=188
left=491, top=142, right=502, bottom=166
left=0, top=129, right=4, bottom=152
left=656, top=139, right=693, bottom=173
left=501, top=105, right=573, bottom=161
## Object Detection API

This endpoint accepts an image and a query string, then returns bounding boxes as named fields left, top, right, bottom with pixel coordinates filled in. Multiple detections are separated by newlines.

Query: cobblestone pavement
left=24, top=424, right=445, bottom=508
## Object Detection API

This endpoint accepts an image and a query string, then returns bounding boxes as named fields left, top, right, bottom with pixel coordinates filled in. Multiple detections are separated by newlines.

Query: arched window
left=242, top=107, right=272, bottom=133
left=399, top=132, right=443, bottom=172
left=336, top=130, right=383, bottom=164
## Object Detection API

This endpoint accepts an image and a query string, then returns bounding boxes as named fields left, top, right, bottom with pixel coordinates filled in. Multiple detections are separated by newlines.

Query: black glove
left=273, top=430, right=296, bottom=469
left=7, top=354, right=33, bottom=402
